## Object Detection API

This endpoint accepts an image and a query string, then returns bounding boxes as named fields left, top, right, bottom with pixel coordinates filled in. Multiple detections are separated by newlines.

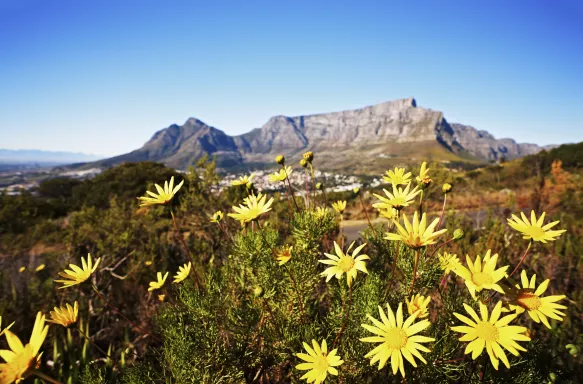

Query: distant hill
left=0, top=149, right=103, bottom=166
left=96, top=98, right=552, bottom=172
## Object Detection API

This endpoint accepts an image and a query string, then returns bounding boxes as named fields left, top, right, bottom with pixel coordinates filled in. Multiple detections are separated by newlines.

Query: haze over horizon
left=1, top=0, right=582, bottom=157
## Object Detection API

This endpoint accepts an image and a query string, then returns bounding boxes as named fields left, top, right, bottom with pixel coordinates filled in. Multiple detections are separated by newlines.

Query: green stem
left=359, top=194, right=374, bottom=232
left=282, top=165, right=299, bottom=211
left=508, top=242, right=533, bottom=278
left=76, top=325, right=111, bottom=359
left=281, top=180, right=293, bottom=219
left=332, top=284, right=353, bottom=348
left=410, top=249, right=421, bottom=293
left=31, top=370, right=64, bottom=384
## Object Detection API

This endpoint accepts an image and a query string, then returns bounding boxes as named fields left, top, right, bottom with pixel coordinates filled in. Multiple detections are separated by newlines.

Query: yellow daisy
left=507, top=211, right=566, bottom=243
left=384, top=212, right=447, bottom=249
left=55, top=253, right=101, bottom=289
left=47, top=302, right=79, bottom=327
left=331, top=200, right=347, bottom=214
left=439, top=252, right=461, bottom=275
left=319, top=241, right=369, bottom=287
left=295, top=339, right=343, bottom=384
left=209, top=210, right=224, bottom=223
left=373, top=182, right=421, bottom=211
left=173, top=262, right=192, bottom=284
left=314, top=207, right=329, bottom=219
left=451, top=301, right=530, bottom=370
left=454, top=250, right=509, bottom=299
left=406, top=294, right=431, bottom=318
left=0, top=316, right=14, bottom=338
left=148, top=272, right=169, bottom=292
left=228, top=193, right=274, bottom=223
left=231, top=173, right=255, bottom=187
left=383, top=167, right=412, bottom=186
left=276, top=246, right=293, bottom=266
left=361, top=303, right=434, bottom=377
left=507, top=270, right=567, bottom=329
left=0, top=312, right=49, bottom=384
left=138, top=176, right=184, bottom=206
left=268, top=166, right=293, bottom=183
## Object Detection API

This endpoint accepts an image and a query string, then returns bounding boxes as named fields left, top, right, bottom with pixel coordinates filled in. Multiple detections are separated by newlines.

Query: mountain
left=0, top=149, right=103, bottom=166
left=97, top=98, right=550, bottom=172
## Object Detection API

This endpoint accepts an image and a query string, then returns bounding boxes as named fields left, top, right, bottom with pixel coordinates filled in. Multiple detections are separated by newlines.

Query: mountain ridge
left=96, top=98, right=550, bottom=171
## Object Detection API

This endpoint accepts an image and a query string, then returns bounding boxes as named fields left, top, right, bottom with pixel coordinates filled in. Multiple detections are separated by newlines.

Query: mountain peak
left=98, top=98, right=549, bottom=170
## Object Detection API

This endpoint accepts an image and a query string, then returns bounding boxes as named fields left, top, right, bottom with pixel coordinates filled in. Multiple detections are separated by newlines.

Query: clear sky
left=1, top=0, right=582, bottom=157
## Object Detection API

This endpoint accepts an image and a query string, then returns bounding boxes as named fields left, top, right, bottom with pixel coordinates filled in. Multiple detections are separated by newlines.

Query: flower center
left=313, top=353, right=330, bottom=373
left=338, top=256, right=355, bottom=272
left=526, top=227, right=546, bottom=239
left=475, top=322, right=499, bottom=342
left=472, top=272, right=493, bottom=286
left=517, top=292, right=542, bottom=310
left=385, top=327, right=408, bottom=349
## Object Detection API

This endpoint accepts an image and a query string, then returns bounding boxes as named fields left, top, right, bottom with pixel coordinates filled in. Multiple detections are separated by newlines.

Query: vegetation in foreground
left=0, top=144, right=582, bottom=383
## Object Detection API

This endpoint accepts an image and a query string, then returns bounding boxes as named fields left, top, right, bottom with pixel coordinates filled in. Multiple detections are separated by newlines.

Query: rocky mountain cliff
left=98, top=98, right=548, bottom=170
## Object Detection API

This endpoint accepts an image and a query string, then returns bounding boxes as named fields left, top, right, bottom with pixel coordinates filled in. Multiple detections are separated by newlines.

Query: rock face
left=99, top=98, right=549, bottom=169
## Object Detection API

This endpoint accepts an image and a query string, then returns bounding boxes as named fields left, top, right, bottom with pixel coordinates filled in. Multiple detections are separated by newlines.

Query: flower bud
left=453, top=229, right=465, bottom=240
left=303, top=151, right=314, bottom=163
left=315, top=182, right=323, bottom=190
left=300, top=158, right=308, bottom=168
left=253, top=286, right=264, bottom=297
left=275, top=155, right=285, bottom=165
left=352, top=187, right=360, bottom=195
left=442, top=183, right=452, bottom=194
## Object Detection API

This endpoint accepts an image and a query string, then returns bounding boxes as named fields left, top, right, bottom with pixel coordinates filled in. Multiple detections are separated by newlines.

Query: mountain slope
left=97, top=98, right=549, bottom=170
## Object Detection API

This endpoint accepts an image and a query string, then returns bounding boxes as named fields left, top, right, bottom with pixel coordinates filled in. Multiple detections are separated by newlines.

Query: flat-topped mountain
left=98, top=98, right=548, bottom=171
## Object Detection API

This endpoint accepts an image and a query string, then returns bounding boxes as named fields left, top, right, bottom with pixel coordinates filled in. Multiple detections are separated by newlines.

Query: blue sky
left=1, top=0, right=582, bottom=156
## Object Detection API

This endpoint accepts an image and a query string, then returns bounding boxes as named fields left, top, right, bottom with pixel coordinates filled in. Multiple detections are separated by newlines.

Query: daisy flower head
left=331, top=200, right=347, bottom=214
left=227, top=193, right=274, bottom=223
left=173, top=262, right=192, bottom=284
left=451, top=301, right=530, bottom=370
left=295, top=339, right=343, bottom=384
left=454, top=250, right=509, bottom=299
left=276, top=245, right=293, bottom=266
left=507, top=211, right=566, bottom=243
left=361, top=303, right=435, bottom=377
left=268, top=166, right=293, bottom=183
left=439, top=252, right=461, bottom=275
left=148, top=272, right=169, bottom=292
left=385, top=212, right=447, bottom=249
left=55, top=253, right=101, bottom=289
left=507, top=270, right=567, bottom=329
left=0, top=312, right=49, bottom=384
left=47, top=302, right=79, bottom=327
left=314, top=207, right=329, bottom=219
left=379, top=207, right=398, bottom=221
left=373, top=182, right=421, bottom=211
left=383, top=167, right=412, bottom=186
left=319, top=241, right=369, bottom=287
left=406, top=294, right=431, bottom=318
left=138, top=176, right=184, bottom=206
left=231, top=173, right=255, bottom=188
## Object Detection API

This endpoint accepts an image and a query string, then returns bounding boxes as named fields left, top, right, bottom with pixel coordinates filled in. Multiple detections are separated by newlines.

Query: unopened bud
left=253, top=286, right=264, bottom=297
left=453, top=229, right=465, bottom=240
left=303, top=151, right=314, bottom=163
left=316, top=182, right=323, bottom=190
left=352, top=187, right=360, bottom=195
left=300, top=158, right=308, bottom=168
left=442, top=183, right=452, bottom=194
left=275, top=155, right=285, bottom=165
